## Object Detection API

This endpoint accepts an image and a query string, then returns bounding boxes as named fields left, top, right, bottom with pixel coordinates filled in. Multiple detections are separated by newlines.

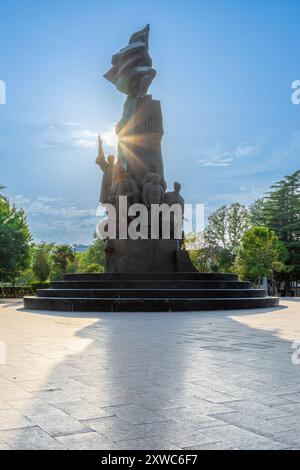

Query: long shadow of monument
left=10, top=303, right=300, bottom=449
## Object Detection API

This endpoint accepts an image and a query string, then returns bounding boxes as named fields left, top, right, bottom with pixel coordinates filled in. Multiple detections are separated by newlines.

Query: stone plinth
left=104, top=239, right=178, bottom=273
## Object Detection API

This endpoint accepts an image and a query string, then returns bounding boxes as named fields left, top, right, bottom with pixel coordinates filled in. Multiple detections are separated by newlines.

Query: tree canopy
left=52, top=245, right=75, bottom=274
left=256, top=170, right=300, bottom=280
left=234, top=226, right=288, bottom=284
left=0, top=197, right=32, bottom=284
left=32, top=243, right=51, bottom=282
left=78, top=235, right=105, bottom=272
left=198, top=203, right=252, bottom=272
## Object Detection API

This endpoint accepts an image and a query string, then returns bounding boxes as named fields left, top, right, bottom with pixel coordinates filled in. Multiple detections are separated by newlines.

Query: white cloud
left=71, top=129, right=99, bottom=148
left=42, top=122, right=118, bottom=151
left=235, top=144, right=258, bottom=158
left=101, top=126, right=118, bottom=150
left=14, top=195, right=31, bottom=204
left=13, top=195, right=96, bottom=220
left=37, top=196, right=62, bottom=203
left=12, top=194, right=98, bottom=244
left=198, top=143, right=259, bottom=167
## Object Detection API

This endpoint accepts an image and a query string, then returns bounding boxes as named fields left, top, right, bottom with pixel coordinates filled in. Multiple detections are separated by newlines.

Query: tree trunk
left=285, top=279, right=291, bottom=296
left=257, top=276, right=262, bottom=289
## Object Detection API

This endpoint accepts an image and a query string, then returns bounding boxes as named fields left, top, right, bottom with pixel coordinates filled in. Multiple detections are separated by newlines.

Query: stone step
left=64, top=272, right=238, bottom=281
left=23, top=296, right=279, bottom=312
left=37, top=288, right=266, bottom=299
left=51, top=280, right=251, bottom=290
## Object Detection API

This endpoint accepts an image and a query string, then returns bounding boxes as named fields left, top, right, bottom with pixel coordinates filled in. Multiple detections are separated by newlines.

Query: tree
left=0, top=197, right=32, bottom=285
left=78, top=235, right=105, bottom=272
left=32, top=243, right=51, bottom=282
left=52, top=245, right=75, bottom=274
left=204, top=203, right=252, bottom=271
left=216, top=248, right=235, bottom=273
left=249, top=198, right=267, bottom=226
left=234, top=226, right=288, bottom=286
left=192, top=246, right=220, bottom=273
left=185, top=232, right=234, bottom=273
left=261, top=170, right=300, bottom=289
left=185, top=233, right=209, bottom=272
left=84, top=263, right=104, bottom=273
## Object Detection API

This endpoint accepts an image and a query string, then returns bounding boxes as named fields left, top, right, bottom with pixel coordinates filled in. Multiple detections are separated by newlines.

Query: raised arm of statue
left=95, top=135, right=108, bottom=172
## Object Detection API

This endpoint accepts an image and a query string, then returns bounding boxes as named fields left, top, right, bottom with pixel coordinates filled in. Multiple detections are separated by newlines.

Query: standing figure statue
left=111, top=167, right=140, bottom=236
left=164, top=182, right=185, bottom=214
left=111, top=167, right=140, bottom=207
left=96, top=135, right=118, bottom=204
left=164, top=182, right=185, bottom=242
left=142, top=174, right=164, bottom=208
left=142, top=164, right=167, bottom=192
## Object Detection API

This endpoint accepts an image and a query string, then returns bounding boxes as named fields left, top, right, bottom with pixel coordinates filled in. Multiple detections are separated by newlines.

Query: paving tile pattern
left=0, top=299, right=300, bottom=449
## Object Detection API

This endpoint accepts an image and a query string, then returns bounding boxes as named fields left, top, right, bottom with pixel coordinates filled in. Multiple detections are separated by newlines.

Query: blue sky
left=1, top=0, right=300, bottom=244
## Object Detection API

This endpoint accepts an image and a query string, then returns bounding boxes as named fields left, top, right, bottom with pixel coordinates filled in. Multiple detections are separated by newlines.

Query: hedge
left=30, top=282, right=50, bottom=294
left=0, top=286, right=33, bottom=298
left=0, top=282, right=50, bottom=298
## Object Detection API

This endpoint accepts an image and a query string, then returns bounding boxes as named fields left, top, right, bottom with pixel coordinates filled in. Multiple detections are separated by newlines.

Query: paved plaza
left=0, top=299, right=300, bottom=450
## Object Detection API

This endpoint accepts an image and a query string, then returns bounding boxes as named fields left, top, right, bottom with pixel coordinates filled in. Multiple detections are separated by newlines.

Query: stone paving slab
left=0, top=409, right=33, bottom=431
left=28, top=410, right=92, bottom=437
left=0, top=426, right=66, bottom=450
left=56, top=431, right=121, bottom=450
left=0, top=299, right=299, bottom=449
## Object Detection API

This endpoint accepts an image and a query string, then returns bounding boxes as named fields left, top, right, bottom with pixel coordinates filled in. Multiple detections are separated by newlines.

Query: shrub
left=31, top=281, right=50, bottom=294
left=234, top=226, right=288, bottom=285
left=32, top=245, right=51, bottom=282
left=84, top=263, right=104, bottom=273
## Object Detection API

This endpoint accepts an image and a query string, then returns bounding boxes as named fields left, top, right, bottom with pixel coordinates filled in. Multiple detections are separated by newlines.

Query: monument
left=104, top=25, right=164, bottom=184
left=24, top=26, right=279, bottom=312
left=97, top=24, right=193, bottom=274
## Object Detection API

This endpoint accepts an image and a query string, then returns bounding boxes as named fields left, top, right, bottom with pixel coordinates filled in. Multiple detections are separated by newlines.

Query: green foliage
left=0, top=286, right=33, bottom=298
left=188, top=249, right=205, bottom=272
left=249, top=198, right=267, bottom=226
left=32, top=243, right=51, bottom=282
left=185, top=232, right=203, bottom=271
left=185, top=232, right=234, bottom=273
left=195, top=203, right=252, bottom=272
left=261, top=170, right=300, bottom=279
left=78, top=236, right=105, bottom=273
left=49, top=267, right=64, bottom=282
left=0, top=197, right=32, bottom=284
left=51, top=244, right=75, bottom=274
left=216, top=248, right=235, bottom=273
left=31, top=281, right=50, bottom=294
left=234, top=226, right=288, bottom=283
left=16, top=268, right=35, bottom=286
left=84, top=263, right=104, bottom=273
left=205, top=203, right=251, bottom=252
left=0, top=185, right=7, bottom=201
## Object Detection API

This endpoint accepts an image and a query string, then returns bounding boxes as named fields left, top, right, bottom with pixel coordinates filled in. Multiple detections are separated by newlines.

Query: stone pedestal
left=104, top=239, right=178, bottom=273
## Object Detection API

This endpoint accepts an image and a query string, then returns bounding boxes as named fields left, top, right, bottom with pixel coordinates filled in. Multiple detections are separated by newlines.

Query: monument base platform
left=24, top=272, right=279, bottom=312
left=104, top=240, right=197, bottom=273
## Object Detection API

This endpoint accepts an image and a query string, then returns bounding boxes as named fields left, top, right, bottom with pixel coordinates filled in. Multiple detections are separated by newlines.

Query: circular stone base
left=24, top=272, right=279, bottom=312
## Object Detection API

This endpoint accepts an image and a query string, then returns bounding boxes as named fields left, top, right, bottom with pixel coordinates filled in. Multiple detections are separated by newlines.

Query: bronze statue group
left=96, top=136, right=185, bottom=241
